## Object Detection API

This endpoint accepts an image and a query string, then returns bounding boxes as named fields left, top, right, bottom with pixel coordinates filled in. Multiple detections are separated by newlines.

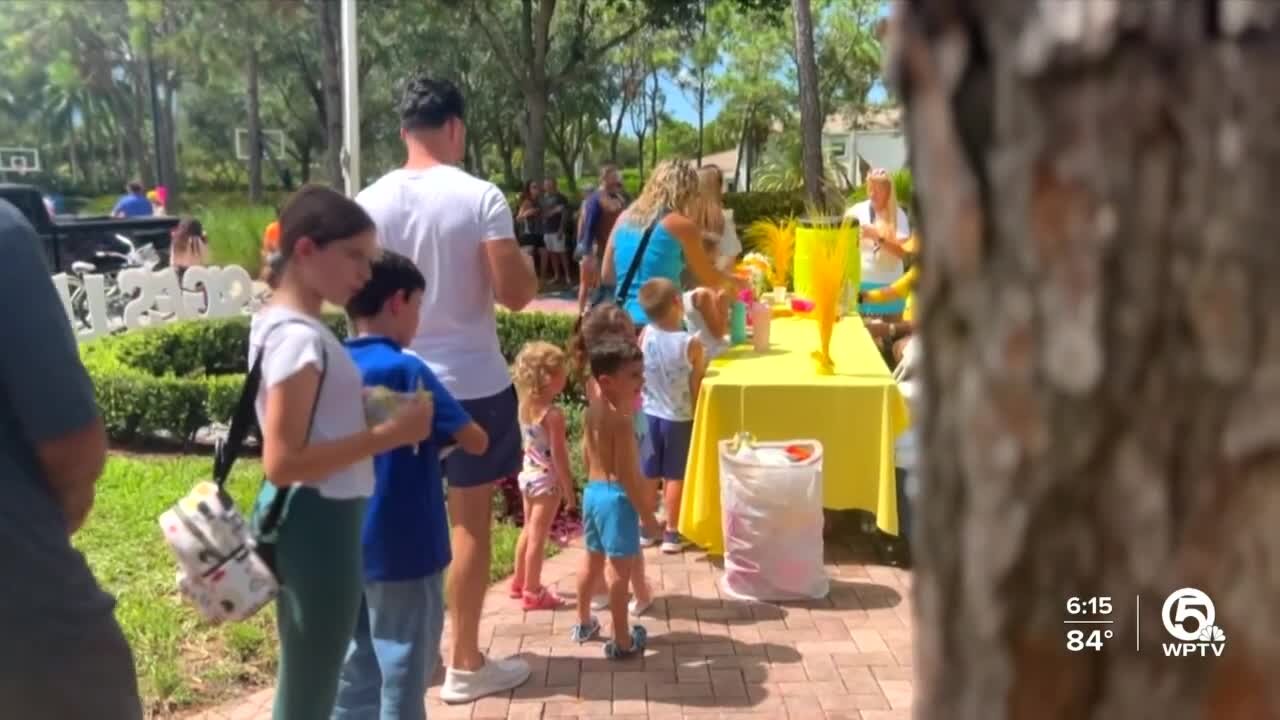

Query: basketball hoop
left=0, top=148, right=40, bottom=176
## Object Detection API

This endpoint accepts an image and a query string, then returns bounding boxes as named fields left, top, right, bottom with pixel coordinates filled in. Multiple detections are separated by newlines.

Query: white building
left=701, top=106, right=907, bottom=191
left=823, top=106, right=907, bottom=186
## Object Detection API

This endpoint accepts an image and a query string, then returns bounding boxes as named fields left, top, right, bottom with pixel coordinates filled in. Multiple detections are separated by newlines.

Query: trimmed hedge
left=724, top=191, right=808, bottom=226
left=82, top=311, right=578, bottom=443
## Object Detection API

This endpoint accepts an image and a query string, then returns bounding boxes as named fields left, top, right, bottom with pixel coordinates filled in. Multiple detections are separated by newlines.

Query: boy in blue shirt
left=335, top=250, right=488, bottom=720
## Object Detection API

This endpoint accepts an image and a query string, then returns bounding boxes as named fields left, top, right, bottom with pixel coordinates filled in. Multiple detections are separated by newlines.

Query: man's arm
left=577, top=193, right=599, bottom=253
left=0, top=205, right=107, bottom=533
left=479, top=186, right=538, bottom=310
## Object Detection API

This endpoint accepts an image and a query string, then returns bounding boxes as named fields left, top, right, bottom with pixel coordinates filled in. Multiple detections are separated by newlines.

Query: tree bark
left=315, top=0, right=344, bottom=189
left=649, top=70, right=660, bottom=171
left=247, top=41, right=264, bottom=203
left=162, top=74, right=180, bottom=209
left=894, top=2, right=1280, bottom=718
left=791, top=0, right=824, bottom=209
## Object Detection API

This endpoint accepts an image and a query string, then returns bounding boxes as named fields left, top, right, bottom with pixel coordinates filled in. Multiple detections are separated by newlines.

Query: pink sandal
left=521, top=588, right=565, bottom=611
left=509, top=581, right=523, bottom=599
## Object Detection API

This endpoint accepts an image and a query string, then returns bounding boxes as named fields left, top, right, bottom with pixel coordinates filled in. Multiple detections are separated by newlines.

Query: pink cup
left=750, top=302, right=771, bottom=351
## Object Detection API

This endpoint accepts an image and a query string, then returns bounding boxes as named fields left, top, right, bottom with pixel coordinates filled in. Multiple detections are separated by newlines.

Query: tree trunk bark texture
left=316, top=0, right=344, bottom=189
left=247, top=41, right=264, bottom=203
left=894, top=1, right=1280, bottom=718
left=791, top=0, right=824, bottom=209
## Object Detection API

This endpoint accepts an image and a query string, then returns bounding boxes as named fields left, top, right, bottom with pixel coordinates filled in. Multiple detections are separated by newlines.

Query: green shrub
left=724, top=191, right=808, bottom=227
left=81, top=311, right=578, bottom=443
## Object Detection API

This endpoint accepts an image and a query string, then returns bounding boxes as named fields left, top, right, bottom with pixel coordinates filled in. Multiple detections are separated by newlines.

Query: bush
left=724, top=191, right=808, bottom=226
left=81, top=311, right=578, bottom=443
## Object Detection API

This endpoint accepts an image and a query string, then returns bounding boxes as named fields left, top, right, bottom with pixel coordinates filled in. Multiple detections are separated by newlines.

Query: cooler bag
left=718, top=439, right=829, bottom=602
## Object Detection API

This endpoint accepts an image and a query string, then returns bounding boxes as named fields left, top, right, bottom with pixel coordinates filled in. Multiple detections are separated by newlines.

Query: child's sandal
left=521, top=588, right=565, bottom=611
left=570, top=616, right=601, bottom=644
left=604, top=625, right=648, bottom=659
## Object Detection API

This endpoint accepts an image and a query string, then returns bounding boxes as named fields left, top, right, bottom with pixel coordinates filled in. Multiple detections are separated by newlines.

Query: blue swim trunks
left=583, top=481, right=641, bottom=558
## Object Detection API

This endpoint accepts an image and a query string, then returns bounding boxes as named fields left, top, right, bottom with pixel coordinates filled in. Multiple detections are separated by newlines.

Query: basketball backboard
left=0, top=148, right=41, bottom=175
left=234, top=129, right=287, bottom=161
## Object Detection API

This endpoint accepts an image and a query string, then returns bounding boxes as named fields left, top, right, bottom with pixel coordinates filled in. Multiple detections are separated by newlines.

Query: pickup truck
left=0, top=183, right=179, bottom=273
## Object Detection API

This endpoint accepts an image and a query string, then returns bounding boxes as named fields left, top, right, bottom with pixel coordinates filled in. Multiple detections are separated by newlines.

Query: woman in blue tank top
left=601, top=159, right=744, bottom=326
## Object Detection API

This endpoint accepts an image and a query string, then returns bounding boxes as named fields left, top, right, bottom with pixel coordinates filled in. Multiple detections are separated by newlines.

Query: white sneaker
left=590, top=594, right=610, bottom=611
left=440, top=656, right=531, bottom=704
left=629, top=595, right=654, bottom=616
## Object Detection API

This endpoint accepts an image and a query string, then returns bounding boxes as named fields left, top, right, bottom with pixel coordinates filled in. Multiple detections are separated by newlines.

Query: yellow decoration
left=806, top=218, right=854, bottom=374
left=744, top=218, right=797, bottom=289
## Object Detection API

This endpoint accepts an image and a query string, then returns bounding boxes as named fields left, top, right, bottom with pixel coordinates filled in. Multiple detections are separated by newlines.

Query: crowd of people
left=0, top=66, right=919, bottom=720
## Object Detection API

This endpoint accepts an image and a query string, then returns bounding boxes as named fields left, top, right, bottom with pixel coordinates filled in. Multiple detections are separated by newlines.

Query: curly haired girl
left=510, top=341, right=576, bottom=609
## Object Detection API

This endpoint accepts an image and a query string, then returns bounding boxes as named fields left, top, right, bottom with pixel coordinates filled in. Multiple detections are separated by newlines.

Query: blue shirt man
left=111, top=182, right=153, bottom=218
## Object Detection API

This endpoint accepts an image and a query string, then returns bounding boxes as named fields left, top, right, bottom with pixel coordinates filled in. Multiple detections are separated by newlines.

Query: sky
left=661, top=78, right=888, bottom=125
left=659, top=0, right=892, bottom=126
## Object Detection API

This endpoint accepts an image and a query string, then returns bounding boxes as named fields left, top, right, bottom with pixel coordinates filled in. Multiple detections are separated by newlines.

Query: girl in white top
left=251, top=185, right=431, bottom=720
left=509, top=341, right=576, bottom=611
left=694, top=165, right=742, bottom=274
left=846, top=168, right=911, bottom=316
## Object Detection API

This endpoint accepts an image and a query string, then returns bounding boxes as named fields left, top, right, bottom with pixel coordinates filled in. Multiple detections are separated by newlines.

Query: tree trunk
left=524, top=87, right=549, bottom=182
left=696, top=70, right=706, bottom=166
left=315, top=0, right=344, bottom=189
left=608, top=99, right=630, bottom=164
left=247, top=41, right=264, bottom=203
left=162, top=76, right=180, bottom=209
left=118, top=74, right=151, bottom=186
left=68, top=123, right=80, bottom=185
left=649, top=70, right=660, bottom=171
left=791, top=0, right=824, bottom=209
left=895, top=2, right=1280, bottom=719
left=299, top=140, right=312, bottom=184
left=83, top=106, right=97, bottom=191
left=499, top=128, right=518, bottom=190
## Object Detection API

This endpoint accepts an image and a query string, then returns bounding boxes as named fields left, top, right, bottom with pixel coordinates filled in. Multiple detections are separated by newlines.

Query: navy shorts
left=641, top=414, right=693, bottom=480
left=443, top=385, right=522, bottom=488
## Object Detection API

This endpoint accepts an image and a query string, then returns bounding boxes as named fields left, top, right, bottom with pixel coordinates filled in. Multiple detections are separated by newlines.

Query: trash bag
left=718, top=440, right=829, bottom=602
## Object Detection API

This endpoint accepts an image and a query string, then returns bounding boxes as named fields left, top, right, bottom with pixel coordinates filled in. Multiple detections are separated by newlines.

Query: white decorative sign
left=55, top=265, right=257, bottom=342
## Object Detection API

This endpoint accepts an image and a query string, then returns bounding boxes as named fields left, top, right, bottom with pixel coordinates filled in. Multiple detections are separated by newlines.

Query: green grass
left=77, top=454, right=535, bottom=717
left=198, top=205, right=276, bottom=277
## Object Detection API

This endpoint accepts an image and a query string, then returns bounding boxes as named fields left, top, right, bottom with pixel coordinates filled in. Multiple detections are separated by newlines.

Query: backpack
left=158, top=319, right=327, bottom=623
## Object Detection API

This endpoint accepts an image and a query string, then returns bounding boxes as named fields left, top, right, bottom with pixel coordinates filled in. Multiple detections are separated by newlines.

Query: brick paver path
left=190, top=535, right=914, bottom=720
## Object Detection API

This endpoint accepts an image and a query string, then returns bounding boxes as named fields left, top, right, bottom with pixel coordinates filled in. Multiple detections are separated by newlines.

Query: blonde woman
left=846, top=168, right=910, bottom=316
left=601, top=159, right=744, bottom=328
left=693, top=165, right=742, bottom=272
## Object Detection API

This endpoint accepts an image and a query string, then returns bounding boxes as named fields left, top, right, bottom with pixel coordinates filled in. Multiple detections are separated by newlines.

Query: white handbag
left=158, top=319, right=325, bottom=623
left=160, top=481, right=278, bottom=622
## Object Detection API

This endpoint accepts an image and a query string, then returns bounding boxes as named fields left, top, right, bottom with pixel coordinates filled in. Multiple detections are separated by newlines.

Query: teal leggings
left=268, top=486, right=366, bottom=720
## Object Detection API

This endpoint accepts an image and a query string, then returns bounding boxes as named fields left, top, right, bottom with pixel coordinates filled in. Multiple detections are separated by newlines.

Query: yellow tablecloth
left=676, top=316, right=910, bottom=555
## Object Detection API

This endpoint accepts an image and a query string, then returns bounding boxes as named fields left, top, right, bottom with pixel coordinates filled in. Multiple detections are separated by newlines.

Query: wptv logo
left=1160, top=588, right=1226, bottom=658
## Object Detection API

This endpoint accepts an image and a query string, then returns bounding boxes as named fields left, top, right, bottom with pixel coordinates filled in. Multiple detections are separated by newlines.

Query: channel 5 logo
left=1161, top=587, right=1226, bottom=657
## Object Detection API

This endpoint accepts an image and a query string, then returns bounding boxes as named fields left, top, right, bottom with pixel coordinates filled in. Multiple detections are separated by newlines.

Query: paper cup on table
left=750, top=302, right=771, bottom=351
left=771, top=286, right=787, bottom=304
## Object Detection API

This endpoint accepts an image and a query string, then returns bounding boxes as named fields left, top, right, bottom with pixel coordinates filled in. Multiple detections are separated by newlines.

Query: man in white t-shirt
left=357, top=76, right=538, bottom=704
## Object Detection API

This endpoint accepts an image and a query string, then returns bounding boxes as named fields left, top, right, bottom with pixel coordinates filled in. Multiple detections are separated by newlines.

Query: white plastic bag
left=718, top=439, right=829, bottom=602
